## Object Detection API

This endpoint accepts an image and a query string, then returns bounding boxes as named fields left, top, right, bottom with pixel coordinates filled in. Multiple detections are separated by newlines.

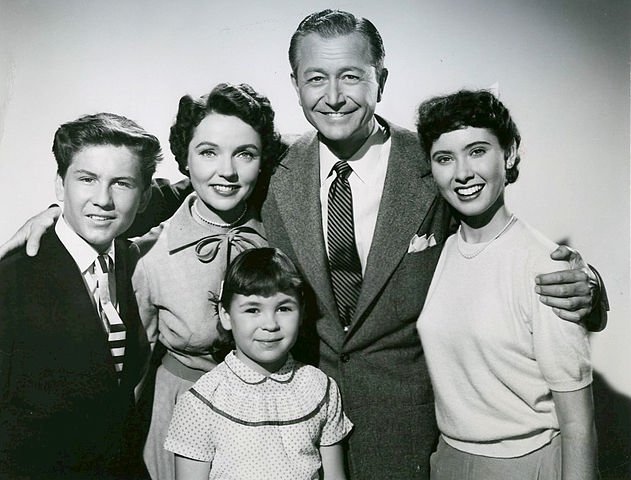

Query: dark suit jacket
left=0, top=230, right=148, bottom=480
left=261, top=118, right=452, bottom=479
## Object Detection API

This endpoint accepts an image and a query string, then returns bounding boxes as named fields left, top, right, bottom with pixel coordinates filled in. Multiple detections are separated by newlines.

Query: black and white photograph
left=0, top=1, right=629, bottom=479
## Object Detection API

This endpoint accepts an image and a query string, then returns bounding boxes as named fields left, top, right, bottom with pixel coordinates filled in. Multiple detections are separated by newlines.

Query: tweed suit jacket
left=261, top=117, right=453, bottom=479
left=0, top=230, right=148, bottom=479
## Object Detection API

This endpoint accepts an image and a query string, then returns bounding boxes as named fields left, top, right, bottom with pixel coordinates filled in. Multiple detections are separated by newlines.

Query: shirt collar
left=55, top=215, right=115, bottom=274
left=319, top=116, right=390, bottom=186
left=224, top=350, right=296, bottom=385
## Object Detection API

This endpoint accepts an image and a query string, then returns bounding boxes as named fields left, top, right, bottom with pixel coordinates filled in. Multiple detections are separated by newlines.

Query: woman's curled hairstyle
left=169, top=83, right=282, bottom=208
left=416, top=90, right=521, bottom=184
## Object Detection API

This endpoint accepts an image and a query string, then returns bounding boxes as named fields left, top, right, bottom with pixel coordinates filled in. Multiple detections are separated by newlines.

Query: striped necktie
left=327, top=160, right=363, bottom=331
left=95, top=254, right=126, bottom=381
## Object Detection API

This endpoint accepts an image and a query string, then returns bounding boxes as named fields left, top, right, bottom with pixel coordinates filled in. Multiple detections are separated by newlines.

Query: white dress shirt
left=319, top=117, right=392, bottom=273
left=55, top=215, right=117, bottom=324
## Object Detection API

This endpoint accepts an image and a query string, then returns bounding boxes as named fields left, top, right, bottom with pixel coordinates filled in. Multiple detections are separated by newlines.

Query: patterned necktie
left=95, top=254, right=126, bottom=381
left=327, top=160, right=363, bottom=331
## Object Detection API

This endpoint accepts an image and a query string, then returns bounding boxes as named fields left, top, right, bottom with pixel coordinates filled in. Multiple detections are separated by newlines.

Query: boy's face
left=219, top=292, right=301, bottom=376
left=55, top=144, right=150, bottom=252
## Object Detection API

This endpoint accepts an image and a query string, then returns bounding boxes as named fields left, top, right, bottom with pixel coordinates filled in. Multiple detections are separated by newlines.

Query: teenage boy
left=0, top=112, right=161, bottom=479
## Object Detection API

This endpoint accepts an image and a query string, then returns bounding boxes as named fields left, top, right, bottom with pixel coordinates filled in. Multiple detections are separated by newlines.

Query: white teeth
left=213, top=185, right=237, bottom=192
left=89, top=215, right=111, bottom=221
left=324, top=113, right=345, bottom=117
left=456, top=185, right=483, bottom=196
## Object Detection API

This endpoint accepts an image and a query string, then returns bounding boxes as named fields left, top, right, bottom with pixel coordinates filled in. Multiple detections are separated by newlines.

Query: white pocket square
left=408, top=233, right=437, bottom=253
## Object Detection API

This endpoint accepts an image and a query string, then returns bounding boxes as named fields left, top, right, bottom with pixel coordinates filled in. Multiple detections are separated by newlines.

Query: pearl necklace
left=192, top=200, right=247, bottom=229
left=456, top=214, right=516, bottom=259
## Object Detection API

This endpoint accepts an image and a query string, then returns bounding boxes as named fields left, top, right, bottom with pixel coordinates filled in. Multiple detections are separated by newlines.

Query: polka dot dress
left=165, top=352, right=353, bottom=479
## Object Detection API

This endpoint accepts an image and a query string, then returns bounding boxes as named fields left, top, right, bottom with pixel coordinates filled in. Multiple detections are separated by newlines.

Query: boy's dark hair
left=169, top=83, right=282, bottom=210
left=214, top=248, right=305, bottom=357
left=289, top=9, right=385, bottom=75
left=52, top=112, right=162, bottom=188
left=416, top=90, right=521, bottom=184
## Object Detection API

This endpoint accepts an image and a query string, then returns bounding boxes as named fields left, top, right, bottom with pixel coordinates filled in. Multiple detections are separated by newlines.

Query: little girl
left=415, top=90, right=596, bottom=479
left=164, top=247, right=353, bottom=480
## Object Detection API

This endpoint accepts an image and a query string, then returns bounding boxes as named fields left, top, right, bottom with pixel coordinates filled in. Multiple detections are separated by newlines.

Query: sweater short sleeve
left=527, top=246, right=592, bottom=392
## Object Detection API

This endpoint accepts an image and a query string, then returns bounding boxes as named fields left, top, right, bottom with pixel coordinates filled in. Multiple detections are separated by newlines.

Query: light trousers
left=430, top=434, right=562, bottom=480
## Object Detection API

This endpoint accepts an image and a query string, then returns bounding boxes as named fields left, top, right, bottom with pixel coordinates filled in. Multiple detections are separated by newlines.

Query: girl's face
left=430, top=126, right=514, bottom=221
left=219, top=292, right=301, bottom=376
left=187, top=113, right=262, bottom=224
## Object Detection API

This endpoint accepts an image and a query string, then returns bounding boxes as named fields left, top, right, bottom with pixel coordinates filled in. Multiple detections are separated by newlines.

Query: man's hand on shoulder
left=535, top=245, right=600, bottom=323
left=0, top=205, right=61, bottom=260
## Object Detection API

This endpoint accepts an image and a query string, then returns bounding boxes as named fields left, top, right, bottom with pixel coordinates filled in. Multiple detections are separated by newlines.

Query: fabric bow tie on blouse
left=194, top=225, right=266, bottom=266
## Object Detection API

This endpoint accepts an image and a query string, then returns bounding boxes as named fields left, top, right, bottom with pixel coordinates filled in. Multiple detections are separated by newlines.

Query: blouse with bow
left=130, top=193, right=267, bottom=374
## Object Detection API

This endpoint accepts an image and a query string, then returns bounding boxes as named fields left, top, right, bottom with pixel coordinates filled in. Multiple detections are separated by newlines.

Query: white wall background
left=0, top=0, right=629, bottom=400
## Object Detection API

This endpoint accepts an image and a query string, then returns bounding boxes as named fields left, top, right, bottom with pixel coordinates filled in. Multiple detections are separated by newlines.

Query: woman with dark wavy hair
left=131, top=83, right=281, bottom=480
left=415, top=90, right=596, bottom=480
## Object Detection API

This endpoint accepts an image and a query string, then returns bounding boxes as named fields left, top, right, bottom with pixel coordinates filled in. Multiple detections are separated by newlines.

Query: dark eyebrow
left=464, top=141, right=492, bottom=149
left=194, top=142, right=260, bottom=152
left=71, top=169, right=138, bottom=184
left=193, top=141, right=219, bottom=149
left=236, top=144, right=261, bottom=151
left=239, top=300, right=262, bottom=307
left=72, top=169, right=97, bottom=176
left=113, top=176, right=139, bottom=183
left=302, top=66, right=366, bottom=75
left=432, top=141, right=492, bottom=157
left=431, top=149, right=453, bottom=157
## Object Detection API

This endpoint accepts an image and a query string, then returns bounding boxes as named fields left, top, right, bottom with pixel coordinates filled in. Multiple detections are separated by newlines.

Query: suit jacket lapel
left=272, top=132, right=339, bottom=321
left=349, top=121, right=438, bottom=335
left=47, top=232, right=112, bottom=352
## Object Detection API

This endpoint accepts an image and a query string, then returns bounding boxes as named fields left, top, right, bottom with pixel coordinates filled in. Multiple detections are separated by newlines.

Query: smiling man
left=0, top=113, right=160, bottom=479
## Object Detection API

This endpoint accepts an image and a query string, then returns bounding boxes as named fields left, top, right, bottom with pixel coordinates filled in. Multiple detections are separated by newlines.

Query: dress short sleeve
left=320, top=377, right=353, bottom=446
left=164, top=390, right=216, bottom=462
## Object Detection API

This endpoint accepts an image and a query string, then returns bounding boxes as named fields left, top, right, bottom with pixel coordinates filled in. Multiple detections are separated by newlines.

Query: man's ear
left=290, top=73, right=302, bottom=106
left=218, top=303, right=232, bottom=331
left=55, top=174, right=65, bottom=202
left=137, top=186, right=152, bottom=214
left=377, top=67, right=389, bottom=103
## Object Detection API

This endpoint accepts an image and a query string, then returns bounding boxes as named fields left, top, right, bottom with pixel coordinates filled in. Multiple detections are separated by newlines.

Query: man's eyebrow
left=72, top=169, right=97, bottom=176
left=302, top=65, right=366, bottom=74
